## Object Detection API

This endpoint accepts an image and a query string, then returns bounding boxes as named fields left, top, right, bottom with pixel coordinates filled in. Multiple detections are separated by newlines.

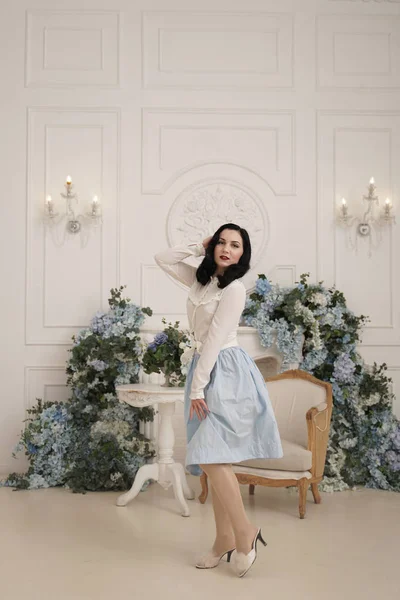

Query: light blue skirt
left=184, top=346, right=283, bottom=476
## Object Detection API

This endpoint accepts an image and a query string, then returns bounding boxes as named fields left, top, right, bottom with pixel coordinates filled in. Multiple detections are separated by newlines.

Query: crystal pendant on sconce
left=67, top=219, right=82, bottom=234
left=357, top=223, right=370, bottom=237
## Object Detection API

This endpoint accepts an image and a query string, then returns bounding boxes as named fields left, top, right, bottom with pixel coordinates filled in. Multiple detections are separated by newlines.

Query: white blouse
left=154, top=243, right=246, bottom=400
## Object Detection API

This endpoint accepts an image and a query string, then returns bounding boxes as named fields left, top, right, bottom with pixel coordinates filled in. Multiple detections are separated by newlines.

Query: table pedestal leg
left=116, top=400, right=195, bottom=517
left=168, top=462, right=195, bottom=517
left=158, top=402, right=195, bottom=517
left=169, top=462, right=195, bottom=500
left=116, top=462, right=159, bottom=507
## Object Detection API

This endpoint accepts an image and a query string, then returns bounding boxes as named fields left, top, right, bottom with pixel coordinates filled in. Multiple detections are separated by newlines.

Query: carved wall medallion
left=167, top=179, right=269, bottom=269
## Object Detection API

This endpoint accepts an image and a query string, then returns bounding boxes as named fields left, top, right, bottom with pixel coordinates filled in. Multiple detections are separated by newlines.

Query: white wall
left=1, top=0, right=400, bottom=474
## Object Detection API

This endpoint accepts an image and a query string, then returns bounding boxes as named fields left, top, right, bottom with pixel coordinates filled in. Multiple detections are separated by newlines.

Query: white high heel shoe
left=231, top=529, right=267, bottom=577
left=195, top=548, right=235, bottom=569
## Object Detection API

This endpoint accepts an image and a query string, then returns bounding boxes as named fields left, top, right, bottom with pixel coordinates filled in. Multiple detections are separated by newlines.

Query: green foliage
left=142, top=318, right=190, bottom=387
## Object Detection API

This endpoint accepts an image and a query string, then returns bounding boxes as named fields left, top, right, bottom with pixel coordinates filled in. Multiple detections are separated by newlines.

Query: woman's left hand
left=190, top=398, right=210, bottom=421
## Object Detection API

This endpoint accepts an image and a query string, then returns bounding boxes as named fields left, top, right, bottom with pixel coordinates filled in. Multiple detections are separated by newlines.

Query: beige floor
left=0, top=476, right=399, bottom=600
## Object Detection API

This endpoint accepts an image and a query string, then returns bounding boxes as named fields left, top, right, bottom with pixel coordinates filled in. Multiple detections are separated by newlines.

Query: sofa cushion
left=238, top=439, right=312, bottom=472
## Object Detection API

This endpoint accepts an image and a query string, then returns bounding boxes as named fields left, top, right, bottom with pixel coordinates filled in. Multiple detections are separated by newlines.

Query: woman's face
left=213, top=229, right=244, bottom=272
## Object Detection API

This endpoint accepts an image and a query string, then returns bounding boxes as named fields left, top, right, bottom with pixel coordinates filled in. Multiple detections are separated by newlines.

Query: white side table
left=115, top=383, right=195, bottom=517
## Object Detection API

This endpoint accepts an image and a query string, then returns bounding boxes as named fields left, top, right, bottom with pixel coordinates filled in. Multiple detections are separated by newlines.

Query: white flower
left=310, top=292, right=328, bottom=307
left=294, top=300, right=315, bottom=325
left=91, top=420, right=131, bottom=439
left=363, top=393, right=380, bottom=407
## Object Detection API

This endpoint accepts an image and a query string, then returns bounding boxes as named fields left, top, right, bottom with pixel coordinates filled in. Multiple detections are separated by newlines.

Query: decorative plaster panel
left=24, top=366, right=68, bottom=412
left=142, top=11, right=293, bottom=89
left=317, top=111, right=400, bottom=346
left=142, top=109, right=295, bottom=195
left=26, top=107, right=119, bottom=345
left=317, top=15, right=400, bottom=89
left=25, top=10, right=120, bottom=87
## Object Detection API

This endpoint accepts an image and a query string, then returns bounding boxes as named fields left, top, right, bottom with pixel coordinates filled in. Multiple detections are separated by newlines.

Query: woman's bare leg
left=200, top=463, right=258, bottom=555
left=210, top=482, right=236, bottom=555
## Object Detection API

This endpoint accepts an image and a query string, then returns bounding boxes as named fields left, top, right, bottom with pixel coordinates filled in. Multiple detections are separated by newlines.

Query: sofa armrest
left=306, top=402, right=332, bottom=479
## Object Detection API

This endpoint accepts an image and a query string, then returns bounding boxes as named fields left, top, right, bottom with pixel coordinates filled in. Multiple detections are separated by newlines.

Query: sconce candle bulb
left=340, top=197, right=348, bottom=218
left=91, top=195, right=100, bottom=216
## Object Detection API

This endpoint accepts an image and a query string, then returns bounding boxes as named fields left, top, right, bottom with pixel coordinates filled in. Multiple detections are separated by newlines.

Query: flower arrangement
left=3, top=276, right=399, bottom=496
left=141, top=318, right=191, bottom=387
left=243, top=273, right=400, bottom=492
left=2, top=287, right=156, bottom=492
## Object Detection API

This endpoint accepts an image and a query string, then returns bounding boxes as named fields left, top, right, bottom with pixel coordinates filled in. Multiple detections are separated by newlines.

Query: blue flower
left=386, top=451, right=400, bottom=472
left=88, top=360, right=108, bottom=372
left=154, top=332, right=168, bottom=346
left=27, top=442, right=38, bottom=455
left=255, top=278, right=272, bottom=297
left=301, top=347, right=328, bottom=372
left=391, top=425, right=400, bottom=450
left=333, top=353, right=356, bottom=384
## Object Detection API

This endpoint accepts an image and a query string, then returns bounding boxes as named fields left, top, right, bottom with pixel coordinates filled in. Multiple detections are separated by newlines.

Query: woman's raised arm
left=154, top=242, right=206, bottom=287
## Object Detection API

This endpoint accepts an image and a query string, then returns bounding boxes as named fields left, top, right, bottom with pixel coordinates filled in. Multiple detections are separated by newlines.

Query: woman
left=154, top=223, right=283, bottom=578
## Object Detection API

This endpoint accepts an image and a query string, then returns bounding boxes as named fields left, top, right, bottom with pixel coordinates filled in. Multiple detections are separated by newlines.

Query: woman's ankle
left=235, top=525, right=259, bottom=555
left=212, top=533, right=236, bottom=555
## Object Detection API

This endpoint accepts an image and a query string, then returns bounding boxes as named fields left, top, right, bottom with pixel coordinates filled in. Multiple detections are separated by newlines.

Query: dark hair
left=196, top=223, right=251, bottom=289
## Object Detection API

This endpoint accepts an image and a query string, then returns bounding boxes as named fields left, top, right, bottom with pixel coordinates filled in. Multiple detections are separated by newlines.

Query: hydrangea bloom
left=333, top=353, right=356, bottom=383
left=154, top=332, right=168, bottom=345
left=255, top=277, right=272, bottom=296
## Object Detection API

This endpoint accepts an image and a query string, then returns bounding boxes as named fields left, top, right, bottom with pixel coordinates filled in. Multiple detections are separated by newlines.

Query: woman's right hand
left=202, top=236, right=213, bottom=250
left=190, top=398, right=210, bottom=421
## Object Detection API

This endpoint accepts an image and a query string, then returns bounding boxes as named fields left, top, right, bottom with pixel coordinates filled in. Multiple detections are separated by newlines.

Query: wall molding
left=332, top=125, right=394, bottom=330
left=141, top=107, right=296, bottom=196
left=316, top=110, right=399, bottom=346
left=24, top=366, right=67, bottom=413
left=25, top=9, right=120, bottom=88
left=316, top=15, right=400, bottom=90
left=25, top=106, right=120, bottom=345
left=142, top=10, right=294, bottom=90
left=275, top=265, right=297, bottom=287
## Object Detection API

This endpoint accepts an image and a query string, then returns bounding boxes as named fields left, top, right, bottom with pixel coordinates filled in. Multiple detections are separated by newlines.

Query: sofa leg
left=199, top=472, right=209, bottom=504
left=298, top=478, right=309, bottom=519
left=249, top=484, right=255, bottom=495
left=311, top=482, right=321, bottom=504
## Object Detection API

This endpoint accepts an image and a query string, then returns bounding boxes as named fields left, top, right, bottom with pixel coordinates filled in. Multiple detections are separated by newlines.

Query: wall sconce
left=44, top=176, right=102, bottom=246
left=337, top=178, right=395, bottom=256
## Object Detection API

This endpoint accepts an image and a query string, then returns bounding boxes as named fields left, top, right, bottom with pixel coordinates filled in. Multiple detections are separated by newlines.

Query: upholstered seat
left=239, top=438, right=313, bottom=472
left=199, top=370, right=333, bottom=518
